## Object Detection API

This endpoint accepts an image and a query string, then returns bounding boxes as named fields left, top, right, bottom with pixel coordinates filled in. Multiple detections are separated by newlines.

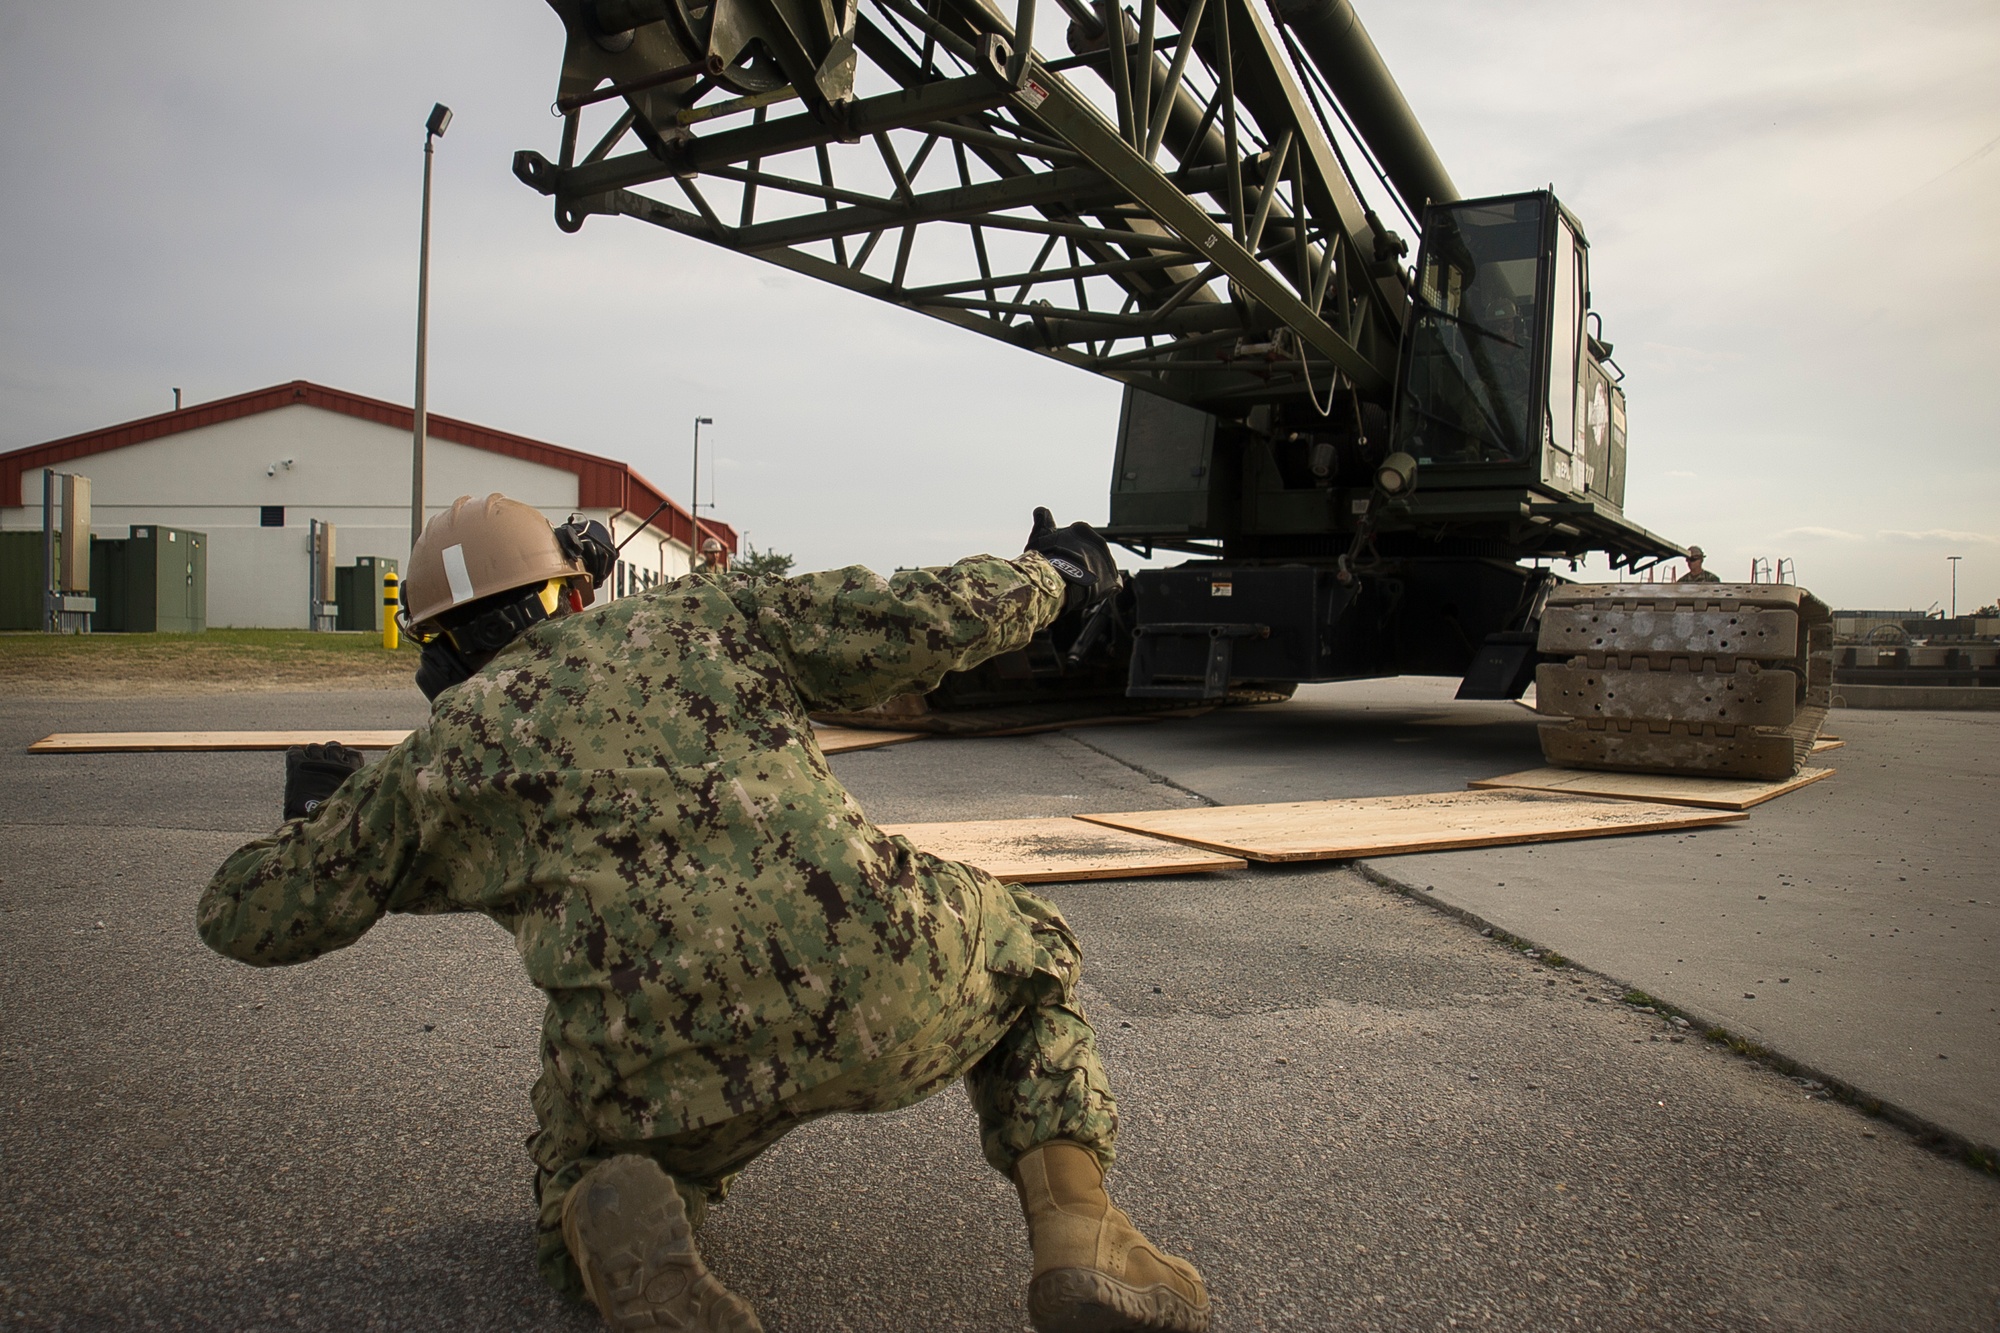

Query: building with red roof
left=0, top=381, right=734, bottom=628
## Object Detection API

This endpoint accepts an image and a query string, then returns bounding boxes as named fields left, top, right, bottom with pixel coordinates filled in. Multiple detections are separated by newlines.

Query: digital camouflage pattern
left=196, top=554, right=1120, bottom=1293
left=527, top=883, right=1113, bottom=1292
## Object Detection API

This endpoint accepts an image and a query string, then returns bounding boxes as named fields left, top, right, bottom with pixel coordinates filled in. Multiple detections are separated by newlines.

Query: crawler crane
left=513, top=0, right=1829, bottom=777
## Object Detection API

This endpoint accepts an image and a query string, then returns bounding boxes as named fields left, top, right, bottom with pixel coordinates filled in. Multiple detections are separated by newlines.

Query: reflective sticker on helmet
left=442, top=543, right=476, bottom=605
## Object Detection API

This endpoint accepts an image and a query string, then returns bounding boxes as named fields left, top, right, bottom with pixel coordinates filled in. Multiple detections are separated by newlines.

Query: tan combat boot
left=561, top=1154, right=762, bottom=1333
left=1013, top=1141, right=1210, bottom=1333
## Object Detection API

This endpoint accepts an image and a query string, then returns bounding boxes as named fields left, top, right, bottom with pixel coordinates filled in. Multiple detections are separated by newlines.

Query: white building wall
left=604, top=519, right=698, bottom=594
left=3, top=404, right=701, bottom=627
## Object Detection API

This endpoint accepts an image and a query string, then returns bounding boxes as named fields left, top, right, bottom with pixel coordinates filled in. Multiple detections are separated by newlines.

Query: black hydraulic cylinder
left=1270, top=0, right=1458, bottom=216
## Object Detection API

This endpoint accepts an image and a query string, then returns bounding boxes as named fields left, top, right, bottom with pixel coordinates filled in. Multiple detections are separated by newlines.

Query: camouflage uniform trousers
left=529, top=883, right=1118, bottom=1296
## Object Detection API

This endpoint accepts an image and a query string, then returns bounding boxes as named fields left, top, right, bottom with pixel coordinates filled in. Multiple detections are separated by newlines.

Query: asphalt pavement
left=1067, top=678, right=1999, bottom=1156
left=2, top=683, right=1996, bottom=1331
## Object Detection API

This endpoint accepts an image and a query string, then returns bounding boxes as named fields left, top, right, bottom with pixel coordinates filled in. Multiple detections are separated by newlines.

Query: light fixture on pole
left=410, top=101, right=452, bottom=549
left=691, top=415, right=714, bottom=553
left=1948, top=555, right=1962, bottom=620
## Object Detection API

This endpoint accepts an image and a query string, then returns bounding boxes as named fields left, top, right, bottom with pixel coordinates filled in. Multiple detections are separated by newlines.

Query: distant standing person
left=1679, top=545, right=1722, bottom=583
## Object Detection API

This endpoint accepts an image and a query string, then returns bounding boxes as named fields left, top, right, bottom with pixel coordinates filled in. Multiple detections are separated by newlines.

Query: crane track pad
left=1534, top=584, right=1832, bottom=780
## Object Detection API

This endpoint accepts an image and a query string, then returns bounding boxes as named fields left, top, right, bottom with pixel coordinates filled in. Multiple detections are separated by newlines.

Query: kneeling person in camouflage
left=198, top=494, right=1208, bottom=1333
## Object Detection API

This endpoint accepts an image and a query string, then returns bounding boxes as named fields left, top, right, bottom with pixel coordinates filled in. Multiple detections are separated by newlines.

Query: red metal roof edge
left=0, top=380, right=734, bottom=552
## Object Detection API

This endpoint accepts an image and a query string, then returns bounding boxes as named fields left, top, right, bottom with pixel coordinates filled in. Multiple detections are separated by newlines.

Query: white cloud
left=1877, top=529, right=2000, bottom=546
left=1773, top=527, right=1863, bottom=541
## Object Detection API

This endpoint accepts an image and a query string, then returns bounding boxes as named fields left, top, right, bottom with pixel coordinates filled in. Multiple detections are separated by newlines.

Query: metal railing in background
left=1748, top=558, right=1796, bottom=585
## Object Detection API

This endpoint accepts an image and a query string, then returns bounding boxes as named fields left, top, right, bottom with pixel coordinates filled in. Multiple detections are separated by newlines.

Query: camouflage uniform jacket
left=199, top=554, right=1068, bottom=1146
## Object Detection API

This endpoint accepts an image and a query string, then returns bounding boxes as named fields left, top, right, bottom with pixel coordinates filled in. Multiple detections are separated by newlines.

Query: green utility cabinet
left=335, top=557, right=399, bottom=633
left=0, top=531, right=46, bottom=630
left=88, top=539, right=129, bottom=630
left=90, top=526, right=207, bottom=633
left=0, top=531, right=50, bottom=630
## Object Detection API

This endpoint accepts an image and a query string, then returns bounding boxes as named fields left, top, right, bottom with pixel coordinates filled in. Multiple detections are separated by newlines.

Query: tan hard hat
left=1686, top=545, right=1706, bottom=559
left=404, top=494, right=583, bottom=627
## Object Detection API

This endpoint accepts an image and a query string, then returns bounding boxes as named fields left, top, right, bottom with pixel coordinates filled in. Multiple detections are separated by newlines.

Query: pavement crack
left=1060, top=732, right=1221, bottom=807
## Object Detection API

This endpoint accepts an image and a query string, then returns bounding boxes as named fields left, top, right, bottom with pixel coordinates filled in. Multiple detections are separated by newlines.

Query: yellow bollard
left=382, top=571, right=400, bottom=651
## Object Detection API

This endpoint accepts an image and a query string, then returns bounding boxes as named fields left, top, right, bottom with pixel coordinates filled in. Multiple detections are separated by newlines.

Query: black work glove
left=283, top=742, right=365, bottom=821
left=1024, top=507, right=1119, bottom=614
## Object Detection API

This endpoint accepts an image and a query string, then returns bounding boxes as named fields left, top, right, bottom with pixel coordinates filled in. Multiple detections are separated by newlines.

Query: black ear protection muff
left=555, top=519, right=617, bottom=589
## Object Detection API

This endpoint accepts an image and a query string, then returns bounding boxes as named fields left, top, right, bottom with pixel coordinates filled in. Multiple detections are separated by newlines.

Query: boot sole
left=1028, top=1266, right=1211, bottom=1333
left=563, top=1155, right=763, bottom=1333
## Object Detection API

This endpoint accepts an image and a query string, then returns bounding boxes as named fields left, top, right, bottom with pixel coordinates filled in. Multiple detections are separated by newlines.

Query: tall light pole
left=691, top=415, right=714, bottom=553
left=1948, top=555, right=1962, bottom=620
left=410, top=102, right=452, bottom=548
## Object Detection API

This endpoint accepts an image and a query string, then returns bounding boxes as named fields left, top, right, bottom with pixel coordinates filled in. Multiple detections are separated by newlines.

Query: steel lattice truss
left=515, top=0, right=1414, bottom=413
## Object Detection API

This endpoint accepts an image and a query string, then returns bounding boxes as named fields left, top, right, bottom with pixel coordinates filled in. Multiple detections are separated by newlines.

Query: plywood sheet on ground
left=877, top=818, right=1245, bottom=883
left=28, top=730, right=415, bottom=753
left=814, top=726, right=926, bottom=754
left=1468, top=765, right=1833, bottom=811
left=1077, top=791, right=1743, bottom=862
left=1812, top=737, right=1844, bottom=752
left=30, top=724, right=923, bottom=756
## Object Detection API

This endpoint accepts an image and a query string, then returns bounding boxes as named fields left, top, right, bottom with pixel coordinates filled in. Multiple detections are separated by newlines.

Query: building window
left=260, top=505, right=284, bottom=527
left=616, top=560, right=627, bottom=598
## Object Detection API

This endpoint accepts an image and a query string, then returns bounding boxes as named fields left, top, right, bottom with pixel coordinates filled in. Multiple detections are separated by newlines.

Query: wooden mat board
left=30, top=724, right=926, bottom=755
left=1077, top=790, right=1744, bottom=862
left=1468, top=765, right=1833, bottom=811
left=814, top=726, right=926, bottom=754
left=1812, top=737, right=1844, bottom=752
left=876, top=817, right=1245, bottom=883
left=27, top=730, right=415, bottom=753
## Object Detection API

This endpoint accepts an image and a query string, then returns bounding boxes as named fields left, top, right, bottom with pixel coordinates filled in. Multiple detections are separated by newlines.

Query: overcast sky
left=3, top=1, right=1994, bottom=611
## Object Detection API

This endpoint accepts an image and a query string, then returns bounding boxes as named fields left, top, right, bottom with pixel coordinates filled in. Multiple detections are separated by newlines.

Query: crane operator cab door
left=1390, top=190, right=1626, bottom=510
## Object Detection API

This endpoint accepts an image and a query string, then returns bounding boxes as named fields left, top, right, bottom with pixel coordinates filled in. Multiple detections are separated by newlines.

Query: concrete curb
left=1833, top=685, right=2000, bottom=710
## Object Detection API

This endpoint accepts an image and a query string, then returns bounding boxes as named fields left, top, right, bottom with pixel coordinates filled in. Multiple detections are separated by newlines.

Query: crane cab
left=1391, top=190, right=1627, bottom=511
